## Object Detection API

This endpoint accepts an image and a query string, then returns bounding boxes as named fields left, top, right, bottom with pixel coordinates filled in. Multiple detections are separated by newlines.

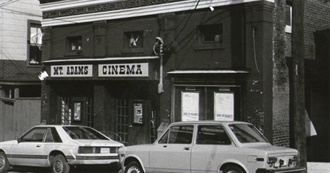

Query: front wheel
left=223, top=165, right=245, bottom=173
left=125, top=161, right=144, bottom=173
left=0, top=152, right=10, bottom=173
left=51, top=154, right=70, bottom=173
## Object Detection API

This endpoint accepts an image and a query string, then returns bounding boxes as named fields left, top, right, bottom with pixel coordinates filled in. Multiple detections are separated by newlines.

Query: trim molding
left=41, top=0, right=266, bottom=27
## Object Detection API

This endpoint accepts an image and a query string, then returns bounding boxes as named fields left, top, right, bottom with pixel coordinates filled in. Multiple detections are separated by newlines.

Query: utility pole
left=292, top=0, right=307, bottom=169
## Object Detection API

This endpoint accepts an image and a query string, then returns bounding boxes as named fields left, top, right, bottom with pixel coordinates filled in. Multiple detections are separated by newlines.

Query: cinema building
left=39, top=0, right=330, bottom=161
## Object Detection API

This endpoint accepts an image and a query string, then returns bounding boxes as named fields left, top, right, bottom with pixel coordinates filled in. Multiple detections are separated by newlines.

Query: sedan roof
left=169, top=120, right=251, bottom=126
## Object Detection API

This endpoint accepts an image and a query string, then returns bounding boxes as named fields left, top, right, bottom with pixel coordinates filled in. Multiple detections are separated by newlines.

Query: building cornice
left=42, top=56, right=159, bottom=64
left=41, top=0, right=273, bottom=27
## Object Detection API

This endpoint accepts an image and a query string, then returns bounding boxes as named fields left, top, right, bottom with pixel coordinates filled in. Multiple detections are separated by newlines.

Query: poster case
left=214, top=92, right=234, bottom=121
left=181, top=92, right=199, bottom=121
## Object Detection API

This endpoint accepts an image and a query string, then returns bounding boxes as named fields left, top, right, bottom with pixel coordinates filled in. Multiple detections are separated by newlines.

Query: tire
left=223, top=165, right=245, bottom=173
left=0, top=152, right=10, bottom=173
left=125, top=161, right=144, bottom=173
left=51, top=154, right=70, bottom=173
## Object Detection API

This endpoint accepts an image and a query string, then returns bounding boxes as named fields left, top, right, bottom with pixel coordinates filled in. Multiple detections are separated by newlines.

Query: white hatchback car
left=0, top=125, right=124, bottom=173
left=118, top=121, right=306, bottom=173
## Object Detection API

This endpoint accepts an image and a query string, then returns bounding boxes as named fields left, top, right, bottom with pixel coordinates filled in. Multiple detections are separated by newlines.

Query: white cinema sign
left=51, top=65, right=93, bottom=77
left=98, top=63, right=149, bottom=77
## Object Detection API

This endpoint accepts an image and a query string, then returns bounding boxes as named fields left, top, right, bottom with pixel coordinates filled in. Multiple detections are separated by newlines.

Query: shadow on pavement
left=9, top=164, right=121, bottom=173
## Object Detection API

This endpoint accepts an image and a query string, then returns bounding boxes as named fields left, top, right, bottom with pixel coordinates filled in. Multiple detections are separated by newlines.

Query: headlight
left=267, top=157, right=278, bottom=167
left=288, top=156, right=298, bottom=167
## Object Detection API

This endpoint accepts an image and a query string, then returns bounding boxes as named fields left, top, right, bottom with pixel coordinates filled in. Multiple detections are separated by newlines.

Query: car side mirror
left=17, top=137, right=22, bottom=143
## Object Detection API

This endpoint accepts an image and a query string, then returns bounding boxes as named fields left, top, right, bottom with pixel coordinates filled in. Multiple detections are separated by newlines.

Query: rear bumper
left=256, top=167, right=306, bottom=173
left=67, top=155, right=120, bottom=165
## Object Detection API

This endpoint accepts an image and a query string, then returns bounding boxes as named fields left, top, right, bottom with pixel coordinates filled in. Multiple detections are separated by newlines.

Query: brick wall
left=304, top=0, right=330, bottom=60
left=2, top=60, right=40, bottom=78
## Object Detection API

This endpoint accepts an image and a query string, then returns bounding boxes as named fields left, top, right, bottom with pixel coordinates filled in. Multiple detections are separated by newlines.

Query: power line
left=2, top=7, right=42, bottom=17
left=0, top=0, right=20, bottom=8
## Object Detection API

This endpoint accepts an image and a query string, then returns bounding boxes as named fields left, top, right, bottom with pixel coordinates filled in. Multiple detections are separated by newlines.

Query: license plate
left=101, top=148, right=110, bottom=153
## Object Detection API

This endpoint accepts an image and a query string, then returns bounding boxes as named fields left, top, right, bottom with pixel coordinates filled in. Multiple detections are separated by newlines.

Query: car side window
left=44, top=127, right=62, bottom=143
left=196, top=125, right=231, bottom=145
left=158, top=125, right=193, bottom=144
left=45, top=128, right=54, bottom=142
left=21, top=128, right=48, bottom=142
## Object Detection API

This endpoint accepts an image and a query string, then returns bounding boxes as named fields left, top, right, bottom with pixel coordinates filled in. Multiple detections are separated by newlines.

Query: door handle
left=183, top=147, right=190, bottom=151
left=36, top=145, right=41, bottom=148
left=163, top=145, right=167, bottom=148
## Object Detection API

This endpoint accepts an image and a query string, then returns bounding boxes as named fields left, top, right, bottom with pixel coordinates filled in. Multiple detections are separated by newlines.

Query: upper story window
left=194, top=24, right=223, bottom=50
left=285, top=5, right=292, bottom=33
left=28, top=21, right=42, bottom=65
left=125, top=31, right=143, bottom=48
left=67, top=36, right=82, bottom=52
left=199, top=24, right=223, bottom=43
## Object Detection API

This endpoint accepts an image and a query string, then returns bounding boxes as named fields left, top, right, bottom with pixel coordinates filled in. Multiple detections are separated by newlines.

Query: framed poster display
left=181, top=92, right=199, bottom=121
left=73, top=102, right=82, bottom=121
left=214, top=92, right=234, bottom=121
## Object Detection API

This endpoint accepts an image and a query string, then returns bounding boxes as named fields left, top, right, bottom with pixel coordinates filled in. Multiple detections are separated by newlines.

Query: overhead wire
left=0, top=0, right=20, bottom=8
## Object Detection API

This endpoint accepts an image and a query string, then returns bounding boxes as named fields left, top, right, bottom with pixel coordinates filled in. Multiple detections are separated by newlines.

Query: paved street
left=7, top=162, right=330, bottom=173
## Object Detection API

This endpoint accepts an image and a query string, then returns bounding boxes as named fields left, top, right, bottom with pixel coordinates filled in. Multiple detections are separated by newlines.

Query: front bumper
left=256, top=167, right=306, bottom=173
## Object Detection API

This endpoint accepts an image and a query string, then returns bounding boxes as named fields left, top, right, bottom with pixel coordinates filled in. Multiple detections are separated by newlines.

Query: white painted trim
left=42, top=56, right=159, bottom=64
left=41, top=0, right=264, bottom=27
left=40, top=0, right=119, bottom=12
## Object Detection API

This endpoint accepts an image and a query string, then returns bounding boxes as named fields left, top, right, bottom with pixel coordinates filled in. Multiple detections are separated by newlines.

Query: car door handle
left=36, top=145, right=41, bottom=148
left=163, top=145, right=167, bottom=148
left=183, top=147, right=190, bottom=151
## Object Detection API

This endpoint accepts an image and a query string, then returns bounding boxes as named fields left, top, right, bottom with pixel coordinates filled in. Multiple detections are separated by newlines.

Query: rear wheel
left=51, top=154, right=70, bottom=173
left=125, top=161, right=144, bottom=173
left=0, top=152, right=10, bottom=173
left=223, top=165, right=245, bottom=173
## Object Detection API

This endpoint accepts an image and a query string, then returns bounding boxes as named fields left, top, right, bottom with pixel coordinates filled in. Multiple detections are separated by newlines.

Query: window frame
left=158, top=125, right=194, bottom=144
left=124, top=31, right=144, bottom=48
left=196, top=125, right=231, bottom=145
left=194, top=23, right=224, bottom=50
left=66, top=36, right=83, bottom=53
left=27, top=20, right=42, bottom=66
left=285, top=5, right=292, bottom=33
left=199, top=24, right=223, bottom=43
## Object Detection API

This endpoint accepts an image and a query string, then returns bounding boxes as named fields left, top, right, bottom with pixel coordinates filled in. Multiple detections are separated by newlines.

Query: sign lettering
left=51, top=65, right=93, bottom=77
left=99, top=63, right=148, bottom=77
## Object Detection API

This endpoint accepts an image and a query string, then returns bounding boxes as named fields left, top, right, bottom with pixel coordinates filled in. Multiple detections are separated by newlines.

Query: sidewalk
left=308, top=162, right=330, bottom=173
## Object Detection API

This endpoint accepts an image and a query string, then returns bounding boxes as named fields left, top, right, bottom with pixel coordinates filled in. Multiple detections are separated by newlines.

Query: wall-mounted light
left=38, top=70, right=49, bottom=81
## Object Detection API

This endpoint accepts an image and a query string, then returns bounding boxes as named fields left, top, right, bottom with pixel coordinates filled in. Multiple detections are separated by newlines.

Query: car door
left=191, top=125, right=233, bottom=173
left=149, top=125, right=194, bottom=173
left=10, top=127, right=49, bottom=166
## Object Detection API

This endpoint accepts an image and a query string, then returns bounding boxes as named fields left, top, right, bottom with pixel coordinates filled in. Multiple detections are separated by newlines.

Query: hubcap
left=127, top=166, right=141, bottom=173
left=227, top=171, right=239, bottom=173
left=54, top=160, right=63, bottom=173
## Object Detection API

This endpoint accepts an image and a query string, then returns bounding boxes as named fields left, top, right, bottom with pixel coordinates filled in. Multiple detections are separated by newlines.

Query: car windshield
left=229, top=124, right=268, bottom=143
left=63, top=126, right=108, bottom=140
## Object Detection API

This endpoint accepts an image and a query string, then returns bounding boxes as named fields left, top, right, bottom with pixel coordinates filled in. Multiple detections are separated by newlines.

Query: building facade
left=39, top=0, right=330, bottom=161
left=0, top=0, right=42, bottom=141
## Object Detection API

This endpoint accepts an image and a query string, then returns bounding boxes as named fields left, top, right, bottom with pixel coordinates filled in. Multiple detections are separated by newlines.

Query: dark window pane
left=197, top=125, right=231, bottom=145
left=199, top=24, right=223, bottom=43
